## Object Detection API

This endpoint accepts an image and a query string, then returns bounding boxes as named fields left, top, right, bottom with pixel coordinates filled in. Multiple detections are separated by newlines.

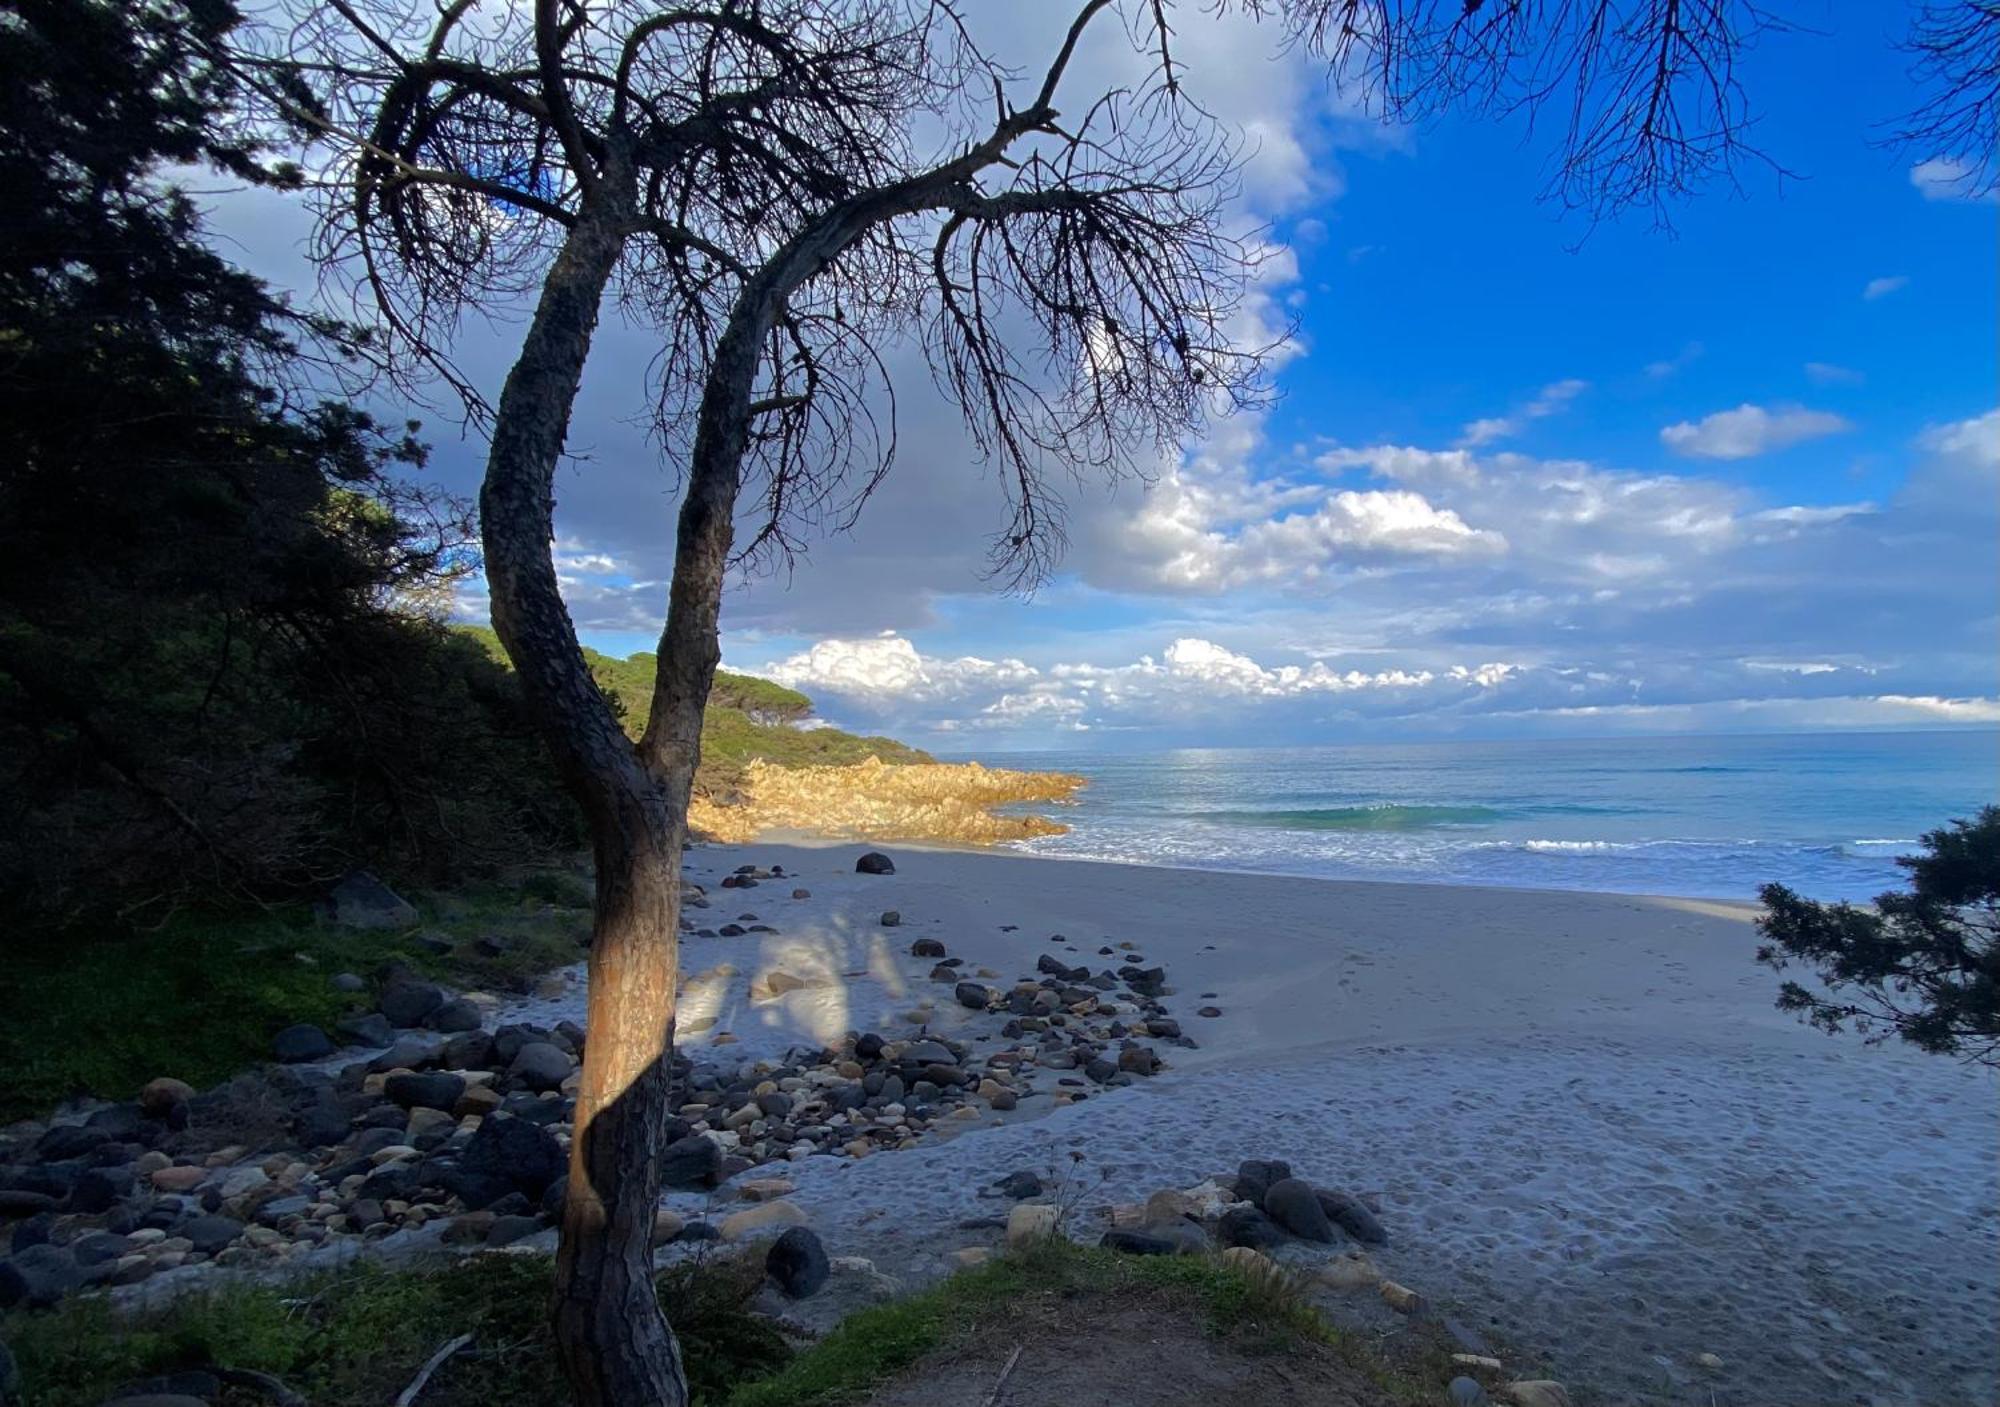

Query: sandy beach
left=502, top=838, right=2000, bottom=1406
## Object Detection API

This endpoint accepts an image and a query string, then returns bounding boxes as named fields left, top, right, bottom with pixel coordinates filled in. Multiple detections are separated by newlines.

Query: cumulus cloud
left=1910, top=157, right=1998, bottom=204
left=740, top=626, right=1998, bottom=743
left=1659, top=404, right=1854, bottom=459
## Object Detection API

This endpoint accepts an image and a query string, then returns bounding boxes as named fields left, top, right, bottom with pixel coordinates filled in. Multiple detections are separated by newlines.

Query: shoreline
left=30, top=837, right=1997, bottom=1405
left=645, top=838, right=1998, bottom=1405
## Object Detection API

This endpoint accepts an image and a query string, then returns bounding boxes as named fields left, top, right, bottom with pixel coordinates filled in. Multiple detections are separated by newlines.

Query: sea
left=969, top=730, right=1999, bottom=903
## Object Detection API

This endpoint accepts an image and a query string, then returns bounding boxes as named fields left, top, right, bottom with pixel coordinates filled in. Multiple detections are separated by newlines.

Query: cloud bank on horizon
left=204, top=3, right=1998, bottom=750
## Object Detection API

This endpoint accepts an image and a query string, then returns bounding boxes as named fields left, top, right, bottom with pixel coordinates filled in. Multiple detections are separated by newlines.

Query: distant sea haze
left=968, top=731, right=2000, bottom=902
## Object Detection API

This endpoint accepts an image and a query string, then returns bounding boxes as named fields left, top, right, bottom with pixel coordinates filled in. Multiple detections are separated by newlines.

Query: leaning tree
left=216, top=1, right=1998, bottom=1402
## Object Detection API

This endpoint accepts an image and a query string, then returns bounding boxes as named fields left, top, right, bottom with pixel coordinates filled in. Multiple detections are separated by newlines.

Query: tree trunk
left=478, top=200, right=691, bottom=1407
left=553, top=791, right=687, bottom=1405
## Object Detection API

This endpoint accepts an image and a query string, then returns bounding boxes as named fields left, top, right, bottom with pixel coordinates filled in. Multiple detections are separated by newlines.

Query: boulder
left=1004, top=1203, right=1056, bottom=1249
left=507, top=1042, right=575, bottom=1093
left=1217, top=1204, right=1285, bottom=1250
left=180, top=1214, right=243, bottom=1255
left=992, top=1169, right=1043, bottom=1200
left=879, top=910, right=901, bottom=927
left=1262, top=1177, right=1337, bottom=1243
left=1098, top=1229, right=1175, bottom=1256
left=909, top=938, right=946, bottom=958
left=1315, top=1187, right=1387, bottom=1245
left=137, top=1078, right=193, bottom=1120
left=765, top=1226, right=830, bottom=1298
left=1116, top=1046, right=1160, bottom=1076
left=450, top=1113, right=566, bottom=1207
left=384, top=1072, right=466, bottom=1112
left=1234, top=1158, right=1292, bottom=1208
left=854, top=851, right=895, bottom=875
left=322, top=870, right=418, bottom=929
left=953, top=982, right=992, bottom=1010
left=379, top=980, right=446, bottom=1028
left=0, top=1244, right=79, bottom=1309
left=430, top=997, right=483, bottom=1033
left=271, top=1024, right=335, bottom=1063
left=660, top=1134, right=723, bottom=1190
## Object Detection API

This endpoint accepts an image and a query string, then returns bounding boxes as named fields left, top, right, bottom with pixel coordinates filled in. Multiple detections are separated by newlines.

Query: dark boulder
left=765, top=1226, right=829, bottom=1298
left=1217, top=1204, right=1285, bottom=1250
left=67, top=1167, right=134, bottom=1215
left=379, top=981, right=446, bottom=1028
left=1315, top=1187, right=1387, bottom=1245
left=450, top=1114, right=565, bottom=1207
left=993, top=1170, right=1043, bottom=1200
left=429, top=997, right=483, bottom=1033
left=660, top=1134, right=722, bottom=1190
left=1234, top=1158, right=1291, bottom=1207
left=1262, top=1178, right=1337, bottom=1243
left=384, top=1072, right=466, bottom=1112
left=953, top=982, right=992, bottom=1010
left=322, top=870, right=417, bottom=929
left=854, top=851, right=895, bottom=875
left=507, top=1042, right=575, bottom=1093
left=180, top=1214, right=244, bottom=1254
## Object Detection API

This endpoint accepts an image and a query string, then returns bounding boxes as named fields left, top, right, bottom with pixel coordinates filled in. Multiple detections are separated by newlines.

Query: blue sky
left=209, top=2, right=1997, bottom=751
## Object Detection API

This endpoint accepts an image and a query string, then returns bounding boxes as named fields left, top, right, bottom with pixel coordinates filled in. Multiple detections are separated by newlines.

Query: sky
left=205, top=2, right=1999, bottom=753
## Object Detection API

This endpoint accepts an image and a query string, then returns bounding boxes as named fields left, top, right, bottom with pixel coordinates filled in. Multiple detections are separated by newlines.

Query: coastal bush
left=0, top=885, right=589, bottom=1121
left=1756, top=806, right=2000, bottom=1065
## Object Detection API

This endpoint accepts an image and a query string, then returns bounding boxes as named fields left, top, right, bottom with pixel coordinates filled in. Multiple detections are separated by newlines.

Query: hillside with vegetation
left=454, top=626, right=932, bottom=799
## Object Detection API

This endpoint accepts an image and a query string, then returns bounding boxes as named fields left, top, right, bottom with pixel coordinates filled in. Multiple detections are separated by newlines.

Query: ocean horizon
left=949, top=728, right=2000, bottom=902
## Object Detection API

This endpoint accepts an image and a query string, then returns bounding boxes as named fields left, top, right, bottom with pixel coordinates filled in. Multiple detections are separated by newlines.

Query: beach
left=531, top=837, right=2000, bottom=1406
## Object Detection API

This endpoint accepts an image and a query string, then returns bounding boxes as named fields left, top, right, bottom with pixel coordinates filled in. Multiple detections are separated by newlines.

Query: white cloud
left=760, top=635, right=1035, bottom=701
left=1644, top=343, right=1704, bottom=379
left=1659, top=404, right=1854, bottom=460
left=1804, top=361, right=1864, bottom=386
left=1457, top=378, right=1588, bottom=446
left=1863, top=275, right=1909, bottom=300
left=1916, top=407, right=2000, bottom=468
left=1910, top=157, right=1998, bottom=204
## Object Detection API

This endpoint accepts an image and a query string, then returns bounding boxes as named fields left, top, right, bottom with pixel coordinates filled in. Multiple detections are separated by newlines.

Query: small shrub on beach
left=1756, top=806, right=2000, bottom=1064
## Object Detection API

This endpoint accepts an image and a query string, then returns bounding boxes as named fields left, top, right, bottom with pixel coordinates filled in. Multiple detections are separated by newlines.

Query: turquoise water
left=978, top=731, right=1999, bottom=901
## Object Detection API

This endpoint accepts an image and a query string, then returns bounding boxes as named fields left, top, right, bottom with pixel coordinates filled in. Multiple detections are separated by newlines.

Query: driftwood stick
left=393, top=1332, right=476, bottom=1406
left=982, top=1343, right=1025, bottom=1407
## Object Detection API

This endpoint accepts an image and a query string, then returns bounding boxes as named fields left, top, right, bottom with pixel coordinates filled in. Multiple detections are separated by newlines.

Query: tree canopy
left=0, top=0, right=579, bottom=923
left=1757, top=808, right=2000, bottom=1066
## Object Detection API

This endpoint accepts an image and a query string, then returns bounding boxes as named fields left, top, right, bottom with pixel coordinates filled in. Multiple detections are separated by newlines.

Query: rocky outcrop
left=689, top=757, right=1084, bottom=846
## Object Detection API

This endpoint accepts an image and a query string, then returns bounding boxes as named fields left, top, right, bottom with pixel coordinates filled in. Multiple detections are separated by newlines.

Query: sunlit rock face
left=690, top=757, right=1083, bottom=845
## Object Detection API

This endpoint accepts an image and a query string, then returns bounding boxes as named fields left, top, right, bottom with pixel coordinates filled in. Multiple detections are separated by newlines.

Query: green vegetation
left=2, top=1241, right=1442, bottom=1407
left=0, top=0, right=581, bottom=929
left=0, top=879, right=591, bottom=1122
left=457, top=625, right=929, bottom=799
